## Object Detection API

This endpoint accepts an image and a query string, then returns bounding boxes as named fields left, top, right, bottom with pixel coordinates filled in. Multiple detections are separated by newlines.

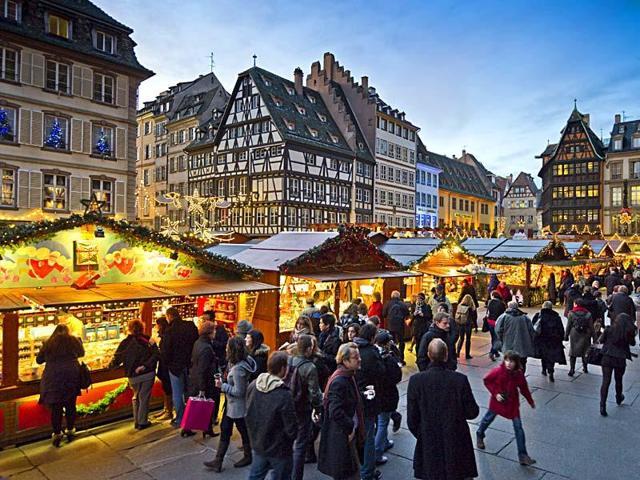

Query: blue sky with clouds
left=96, top=0, right=640, bottom=177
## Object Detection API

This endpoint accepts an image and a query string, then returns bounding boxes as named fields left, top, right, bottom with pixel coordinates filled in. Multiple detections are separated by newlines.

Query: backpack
left=455, top=304, right=470, bottom=325
left=283, top=358, right=311, bottom=410
left=574, top=314, right=589, bottom=333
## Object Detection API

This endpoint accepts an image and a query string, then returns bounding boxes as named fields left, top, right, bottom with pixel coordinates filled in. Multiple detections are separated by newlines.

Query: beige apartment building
left=135, top=73, right=228, bottom=229
left=0, top=0, right=152, bottom=222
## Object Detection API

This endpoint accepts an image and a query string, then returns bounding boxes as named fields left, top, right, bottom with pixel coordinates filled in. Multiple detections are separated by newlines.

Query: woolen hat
left=236, top=319, right=253, bottom=335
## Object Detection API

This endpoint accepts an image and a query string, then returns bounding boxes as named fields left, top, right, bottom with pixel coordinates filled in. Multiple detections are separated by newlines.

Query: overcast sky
left=95, top=0, right=640, bottom=178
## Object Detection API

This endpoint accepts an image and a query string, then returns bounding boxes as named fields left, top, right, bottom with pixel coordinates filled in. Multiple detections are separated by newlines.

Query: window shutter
left=72, top=66, right=83, bottom=96
left=21, top=52, right=33, bottom=85
left=71, top=119, right=83, bottom=152
left=29, top=171, right=43, bottom=208
left=82, top=177, right=91, bottom=200
left=31, top=111, right=43, bottom=146
left=115, top=181, right=125, bottom=214
left=116, top=127, right=126, bottom=159
left=18, top=170, right=30, bottom=208
left=82, top=121, right=91, bottom=154
left=19, top=109, right=31, bottom=144
left=31, top=54, right=45, bottom=88
left=116, top=75, right=128, bottom=108
left=70, top=176, right=83, bottom=212
left=81, top=68, right=93, bottom=99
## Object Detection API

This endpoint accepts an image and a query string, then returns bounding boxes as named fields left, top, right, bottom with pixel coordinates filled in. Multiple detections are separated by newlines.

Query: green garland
left=77, top=381, right=129, bottom=416
left=0, top=213, right=261, bottom=279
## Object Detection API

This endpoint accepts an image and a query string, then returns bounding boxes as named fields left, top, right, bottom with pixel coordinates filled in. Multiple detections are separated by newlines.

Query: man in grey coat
left=495, top=301, right=535, bottom=372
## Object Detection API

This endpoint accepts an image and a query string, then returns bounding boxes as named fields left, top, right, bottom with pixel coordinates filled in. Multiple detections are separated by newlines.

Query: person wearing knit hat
left=236, top=320, right=253, bottom=339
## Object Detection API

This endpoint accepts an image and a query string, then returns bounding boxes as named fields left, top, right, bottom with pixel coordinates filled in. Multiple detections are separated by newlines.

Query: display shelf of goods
left=212, top=298, right=236, bottom=323
left=240, top=293, right=258, bottom=322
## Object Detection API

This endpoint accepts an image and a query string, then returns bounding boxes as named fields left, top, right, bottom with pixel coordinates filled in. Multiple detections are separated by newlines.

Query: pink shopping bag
left=180, top=395, right=215, bottom=431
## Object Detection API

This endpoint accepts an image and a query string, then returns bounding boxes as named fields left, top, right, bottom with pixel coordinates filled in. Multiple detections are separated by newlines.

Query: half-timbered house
left=190, top=66, right=375, bottom=236
left=537, top=106, right=605, bottom=234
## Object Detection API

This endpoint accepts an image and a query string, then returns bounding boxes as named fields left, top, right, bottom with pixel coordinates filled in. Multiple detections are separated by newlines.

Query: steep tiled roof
left=330, top=82, right=375, bottom=163
left=609, top=119, right=640, bottom=153
left=505, top=172, right=539, bottom=198
left=416, top=137, right=493, bottom=201
left=538, top=143, right=558, bottom=157
left=247, top=67, right=353, bottom=156
left=47, top=0, right=131, bottom=31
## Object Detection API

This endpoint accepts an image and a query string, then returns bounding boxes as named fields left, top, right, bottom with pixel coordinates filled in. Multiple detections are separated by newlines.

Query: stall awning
left=150, top=279, right=279, bottom=297
left=0, top=291, right=29, bottom=312
left=419, top=266, right=471, bottom=278
left=291, top=270, right=421, bottom=282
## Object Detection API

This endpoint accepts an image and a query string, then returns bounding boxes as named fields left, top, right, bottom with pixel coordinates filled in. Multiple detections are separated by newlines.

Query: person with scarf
left=409, top=292, right=432, bottom=354
left=109, top=319, right=159, bottom=430
left=318, top=342, right=364, bottom=480
left=565, top=298, right=594, bottom=376
left=429, top=284, right=451, bottom=314
left=290, top=316, right=314, bottom=344
left=476, top=351, right=536, bottom=466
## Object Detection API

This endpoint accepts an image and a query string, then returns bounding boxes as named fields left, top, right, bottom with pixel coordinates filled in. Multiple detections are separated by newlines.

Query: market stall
left=0, top=213, right=278, bottom=446
left=232, top=226, right=418, bottom=344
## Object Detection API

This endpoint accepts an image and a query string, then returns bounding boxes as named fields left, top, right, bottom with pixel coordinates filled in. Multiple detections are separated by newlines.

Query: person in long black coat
left=547, top=272, right=557, bottom=305
left=407, top=338, right=479, bottom=480
left=318, top=342, right=364, bottom=480
left=532, top=302, right=566, bottom=382
left=37, top=324, right=85, bottom=446
left=410, top=293, right=433, bottom=353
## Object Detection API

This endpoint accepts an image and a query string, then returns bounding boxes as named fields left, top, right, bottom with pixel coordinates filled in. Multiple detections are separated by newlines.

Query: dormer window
left=633, top=136, right=640, bottom=149
left=260, top=75, right=271, bottom=86
left=95, top=31, right=116, bottom=54
left=306, top=126, right=318, bottom=138
left=613, top=139, right=622, bottom=151
left=295, top=104, right=306, bottom=115
left=47, top=14, right=71, bottom=39
left=316, top=112, right=327, bottom=123
left=619, top=125, right=625, bottom=134
left=271, top=95, right=283, bottom=107
left=2, top=0, right=21, bottom=22
left=285, top=85, right=295, bottom=96
left=329, top=133, right=339, bottom=144
left=306, top=94, right=317, bottom=104
left=284, top=119, right=295, bottom=131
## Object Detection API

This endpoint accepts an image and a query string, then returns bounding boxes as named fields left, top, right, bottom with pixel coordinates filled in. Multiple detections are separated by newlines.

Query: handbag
left=181, top=394, right=216, bottom=432
left=79, top=362, right=92, bottom=389
left=586, top=344, right=604, bottom=366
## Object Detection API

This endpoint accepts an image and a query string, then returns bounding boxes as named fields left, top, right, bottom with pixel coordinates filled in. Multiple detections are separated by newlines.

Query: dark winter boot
left=233, top=445, right=252, bottom=468
left=51, top=433, right=63, bottom=448
left=204, top=440, right=229, bottom=472
left=568, top=357, right=576, bottom=377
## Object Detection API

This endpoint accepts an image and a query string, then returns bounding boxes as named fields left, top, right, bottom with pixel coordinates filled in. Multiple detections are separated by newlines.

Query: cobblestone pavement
left=2, top=307, right=639, bottom=480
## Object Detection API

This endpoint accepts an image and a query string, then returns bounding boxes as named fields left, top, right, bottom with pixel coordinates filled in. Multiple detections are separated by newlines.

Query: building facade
left=503, top=172, right=540, bottom=236
left=538, top=106, right=605, bottom=235
left=415, top=160, right=441, bottom=229
left=603, top=114, right=640, bottom=235
left=0, top=0, right=152, bottom=222
left=417, top=138, right=495, bottom=232
left=135, top=73, right=228, bottom=228
left=191, top=65, right=374, bottom=236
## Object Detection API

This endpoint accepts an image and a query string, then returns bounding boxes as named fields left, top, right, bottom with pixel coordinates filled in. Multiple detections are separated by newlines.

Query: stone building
left=603, top=114, right=640, bottom=235
left=503, top=172, right=540, bottom=236
left=0, top=0, right=152, bottom=222
left=135, top=73, right=228, bottom=229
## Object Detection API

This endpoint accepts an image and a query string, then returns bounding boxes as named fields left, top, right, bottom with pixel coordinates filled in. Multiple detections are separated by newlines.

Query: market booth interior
left=0, top=213, right=277, bottom=446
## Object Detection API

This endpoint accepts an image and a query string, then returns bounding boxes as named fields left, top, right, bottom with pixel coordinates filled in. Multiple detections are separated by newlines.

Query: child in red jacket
left=476, top=351, right=537, bottom=466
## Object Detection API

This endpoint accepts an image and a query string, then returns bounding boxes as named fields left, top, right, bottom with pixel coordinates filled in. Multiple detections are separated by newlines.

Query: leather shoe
left=376, top=456, right=388, bottom=465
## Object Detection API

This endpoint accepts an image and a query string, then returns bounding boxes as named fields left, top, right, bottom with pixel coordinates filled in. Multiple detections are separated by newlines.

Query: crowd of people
left=32, top=265, right=639, bottom=479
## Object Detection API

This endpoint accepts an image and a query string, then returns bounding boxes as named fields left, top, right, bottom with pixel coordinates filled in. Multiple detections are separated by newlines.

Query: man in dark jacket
left=605, top=267, right=623, bottom=296
left=581, top=286, right=599, bottom=323
left=608, top=285, right=636, bottom=322
left=564, top=284, right=581, bottom=318
left=354, top=323, right=385, bottom=480
left=291, top=335, right=323, bottom=480
left=161, top=307, right=198, bottom=427
left=374, top=331, right=403, bottom=466
left=408, top=338, right=479, bottom=480
left=382, top=290, right=410, bottom=364
left=246, top=351, right=298, bottom=480
left=318, top=314, right=341, bottom=372
left=417, top=313, right=457, bottom=371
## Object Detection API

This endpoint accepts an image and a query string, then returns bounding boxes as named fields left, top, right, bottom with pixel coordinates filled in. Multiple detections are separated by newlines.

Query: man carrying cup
left=353, top=323, right=385, bottom=480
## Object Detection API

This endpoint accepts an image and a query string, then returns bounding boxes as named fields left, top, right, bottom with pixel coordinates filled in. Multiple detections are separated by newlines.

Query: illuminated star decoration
left=81, top=193, right=106, bottom=216
left=157, top=191, right=184, bottom=209
left=185, top=188, right=208, bottom=218
left=160, top=217, right=181, bottom=240
left=193, top=219, right=215, bottom=243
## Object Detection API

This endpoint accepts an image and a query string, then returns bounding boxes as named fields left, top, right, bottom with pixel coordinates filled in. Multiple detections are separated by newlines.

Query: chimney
left=323, top=52, right=335, bottom=81
left=361, top=76, right=368, bottom=92
left=615, top=113, right=621, bottom=124
left=462, top=149, right=466, bottom=157
left=583, top=113, right=590, bottom=126
left=294, top=67, right=303, bottom=95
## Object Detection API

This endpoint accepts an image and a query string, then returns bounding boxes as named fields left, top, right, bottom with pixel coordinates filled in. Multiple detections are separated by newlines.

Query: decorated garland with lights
left=0, top=212, right=261, bottom=279
left=532, top=238, right=570, bottom=262
left=407, top=238, right=475, bottom=269
left=76, top=382, right=128, bottom=416
left=280, top=225, right=403, bottom=274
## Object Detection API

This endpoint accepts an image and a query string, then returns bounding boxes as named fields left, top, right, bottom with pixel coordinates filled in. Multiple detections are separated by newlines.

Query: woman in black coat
left=599, top=313, right=637, bottom=417
left=318, top=342, right=364, bottom=480
left=532, top=302, right=566, bottom=382
left=153, top=317, right=173, bottom=421
left=547, top=272, right=557, bottom=305
left=410, top=293, right=433, bottom=354
left=36, top=324, right=85, bottom=447
left=246, top=329, right=269, bottom=382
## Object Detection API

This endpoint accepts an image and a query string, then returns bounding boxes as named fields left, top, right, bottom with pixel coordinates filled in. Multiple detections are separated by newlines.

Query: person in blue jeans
left=476, top=351, right=536, bottom=466
left=160, top=307, right=198, bottom=427
left=374, top=331, right=403, bottom=465
left=245, top=351, right=298, bottom=480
